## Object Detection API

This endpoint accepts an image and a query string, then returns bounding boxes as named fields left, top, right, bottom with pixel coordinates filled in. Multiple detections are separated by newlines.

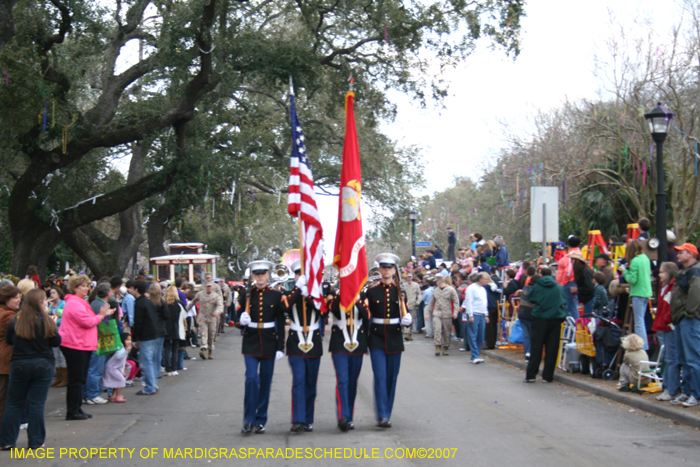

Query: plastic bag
left=508, top=320, right=523, bottom=344
left=96, top=319, right=123, bottom=356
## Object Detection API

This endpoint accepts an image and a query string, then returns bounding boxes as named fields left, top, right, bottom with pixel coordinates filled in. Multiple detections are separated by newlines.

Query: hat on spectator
left=567, top=251, right=586, bottom=263
left=674, top=243, right=698, bottom=256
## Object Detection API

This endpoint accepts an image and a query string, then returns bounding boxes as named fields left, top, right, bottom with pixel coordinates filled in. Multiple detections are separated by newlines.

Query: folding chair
left=637, top=345, right=665, bottom=392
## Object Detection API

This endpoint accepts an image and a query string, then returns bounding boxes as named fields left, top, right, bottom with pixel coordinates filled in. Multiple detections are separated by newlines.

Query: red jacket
left=652, top=280, right=674, bottom=332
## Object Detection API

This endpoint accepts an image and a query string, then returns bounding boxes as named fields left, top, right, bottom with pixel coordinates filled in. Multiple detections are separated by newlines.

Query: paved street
left=4, top=330, right=700, bottom=466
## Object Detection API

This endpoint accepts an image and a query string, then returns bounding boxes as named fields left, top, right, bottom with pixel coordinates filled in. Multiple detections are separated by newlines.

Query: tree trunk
left=0, top=0, right=18, bottom=55
left=11, top=223, right=62, bottom=282
left=147, top=202, right=177, bottom=259
left=63, top=141, right=147, bottom=278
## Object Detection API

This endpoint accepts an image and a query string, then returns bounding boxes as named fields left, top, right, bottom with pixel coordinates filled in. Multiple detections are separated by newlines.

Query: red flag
left=333, top=91, right=368, bottom=312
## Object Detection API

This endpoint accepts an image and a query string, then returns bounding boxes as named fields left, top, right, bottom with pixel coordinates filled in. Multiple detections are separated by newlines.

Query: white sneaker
left=86, top=396, right=108, bottom=405
left=671, top=394, right=690, bottom=405
left=19, top=423, right=28, bottom=430
left=163, top=372, right=172, bottom=376
left=656, top=390, right=674, bottom=401
left=172, top=371, right=179, bottom=376
left=682, top=396, right=699, bottom=407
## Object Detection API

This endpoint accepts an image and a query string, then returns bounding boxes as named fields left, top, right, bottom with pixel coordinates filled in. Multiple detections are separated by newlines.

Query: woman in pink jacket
left=59, top=275, right=114, bottom=420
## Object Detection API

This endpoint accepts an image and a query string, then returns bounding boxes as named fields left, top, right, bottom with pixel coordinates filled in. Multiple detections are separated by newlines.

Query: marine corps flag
left=333, top=89, right=368, bottom=312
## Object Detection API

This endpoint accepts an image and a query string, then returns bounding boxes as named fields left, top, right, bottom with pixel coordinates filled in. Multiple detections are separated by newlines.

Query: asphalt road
left=4, top=330, right=700, bottom=466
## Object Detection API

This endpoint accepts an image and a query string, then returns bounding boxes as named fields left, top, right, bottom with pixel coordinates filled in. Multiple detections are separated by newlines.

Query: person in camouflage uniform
left=186, top=282, right=223, bottom=359
left=402, top=273, right=421, bottom=341
left=427, top=276, right=460, bottom=356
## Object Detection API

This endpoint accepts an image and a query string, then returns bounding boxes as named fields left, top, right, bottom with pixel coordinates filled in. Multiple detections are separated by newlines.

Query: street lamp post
left=408, top=209, right=417, bottom=258
left=644, top=103, right=673, bottom=264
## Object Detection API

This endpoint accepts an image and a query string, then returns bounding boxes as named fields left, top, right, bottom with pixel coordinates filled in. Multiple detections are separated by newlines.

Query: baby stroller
left=590, top=312, right=621, bottom=380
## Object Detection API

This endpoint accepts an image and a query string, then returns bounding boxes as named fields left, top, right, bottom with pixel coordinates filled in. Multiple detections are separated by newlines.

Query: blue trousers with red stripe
left=331, top=353, right=364, bottom=422
left=369, top=349, right=401, bottom=420
left=244, top=355, right=275, bottom=426
left=288, top=356, right=321, bottom=424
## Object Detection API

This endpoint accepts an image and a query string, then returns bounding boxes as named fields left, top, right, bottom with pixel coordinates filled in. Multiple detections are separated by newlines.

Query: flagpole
left=346, top=76, right=355, bottom=339
left=297, top=219, right=308, bottom=335
left=290, top=76, right=309, bottom=336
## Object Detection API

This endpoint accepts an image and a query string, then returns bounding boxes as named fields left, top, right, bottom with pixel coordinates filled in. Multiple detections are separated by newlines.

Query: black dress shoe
left=79, top=408, right=93, bottom=418
left=377, top=418, right=391, bottom=428
left=254, top=424, right=265, bottom=434
left=523, top=378, right=536, bottom=383
left=241, top=423, right=253, bottom=434
left=290, top=423, right=304, bottom=432
left=338, top=417, right=350, bottom=432
left=66, top=412, right=89, bottom=420
left=303, top=424, right=313, bottom=432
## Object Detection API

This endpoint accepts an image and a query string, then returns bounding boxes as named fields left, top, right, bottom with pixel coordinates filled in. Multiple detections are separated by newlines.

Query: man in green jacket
left=524, top=269, right=566, bottom=383
left=623, top=240, right=652, bottom=350
left=669, top=243, right=700, bottom=407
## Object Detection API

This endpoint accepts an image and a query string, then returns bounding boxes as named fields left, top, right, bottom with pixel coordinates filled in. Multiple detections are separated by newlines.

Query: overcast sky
left=316, top=0, right=680, bottom=262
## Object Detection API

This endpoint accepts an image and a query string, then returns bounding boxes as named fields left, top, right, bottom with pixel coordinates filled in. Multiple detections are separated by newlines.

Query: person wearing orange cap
left=668, top=243, right=700, bottom=407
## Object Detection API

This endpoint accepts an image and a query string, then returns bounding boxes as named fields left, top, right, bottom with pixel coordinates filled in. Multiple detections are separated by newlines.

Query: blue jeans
left=564, top=282, right=578, bottom=321
left=520, top=318, right=534, bottom=357
left=631, top=296, right=649, bottom=350
left=468, top=314, right=486, bottom=361
left=244, top=356, right=276, bottom=425
left=83, top=352, right=108, bottom=400
left=178, top=349, right=186, bottom=371
left=156, top=336, right=164, bottom=372
left=676, top=317, right=700, bottom=398
left=460, top=319, right=469, bottom=350
left=139, top=339, right=160, bottom=394
left=0, top=358, right=53, bottom=449
left=658, top=330, right=683, bottom=395
left=369, top=349, right=401, bottom=420
left=582, top=299, right=594, bottom=317
left=416, top=302, right=425, bottom=332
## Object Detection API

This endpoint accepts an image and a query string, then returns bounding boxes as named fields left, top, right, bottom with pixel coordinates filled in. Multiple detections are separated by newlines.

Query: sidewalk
left=481, top=346, right=700, bottom=429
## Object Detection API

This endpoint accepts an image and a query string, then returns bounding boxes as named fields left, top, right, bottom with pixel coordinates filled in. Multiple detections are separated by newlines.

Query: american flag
left=287, top=91, right=325, bottom=311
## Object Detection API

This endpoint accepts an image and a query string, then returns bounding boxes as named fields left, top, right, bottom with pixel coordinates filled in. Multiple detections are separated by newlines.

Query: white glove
left=300, top=285, right=309, bottom=297
left=401, top=314, right=413, bottom=326
left=239, top=312, right=251, bottom=326
left=275, top=351, right=285, bottom=360
left=489, top=282, right=498, bottom=292
left=295, top=275, right=307, bottom=288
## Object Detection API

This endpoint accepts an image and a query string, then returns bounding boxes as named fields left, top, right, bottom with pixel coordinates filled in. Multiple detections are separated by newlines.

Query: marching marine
left=283, top=260, right=324, bottom=433
left=328, top=282, right=370, bottom=432
left=238, top=260, right=286, bottom=434
left=364, top=253, right=413, bottom=428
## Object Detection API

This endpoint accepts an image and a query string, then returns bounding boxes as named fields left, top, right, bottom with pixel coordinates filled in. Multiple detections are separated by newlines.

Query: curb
left=482, top=349, right=700, bottom=430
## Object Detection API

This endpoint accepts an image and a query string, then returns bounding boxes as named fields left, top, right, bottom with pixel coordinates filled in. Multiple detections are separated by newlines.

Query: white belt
left=289, top=322, right=320, bottom=332
left=247, top=321, right=276, bottom=329
left=372, top=318, right=399, bottom=325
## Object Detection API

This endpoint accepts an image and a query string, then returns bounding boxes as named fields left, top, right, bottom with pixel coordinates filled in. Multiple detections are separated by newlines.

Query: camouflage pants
left=199, top=319, right=217, bottom=350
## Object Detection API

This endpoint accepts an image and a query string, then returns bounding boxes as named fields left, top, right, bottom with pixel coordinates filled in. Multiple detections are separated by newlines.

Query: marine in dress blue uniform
left=328, top=279, right=371, bottom=431
left=364, top=253, right=413, bottom=428
left=239, top=260, right=286, bottom=435
left=283, top=260, right=324, bottom=433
